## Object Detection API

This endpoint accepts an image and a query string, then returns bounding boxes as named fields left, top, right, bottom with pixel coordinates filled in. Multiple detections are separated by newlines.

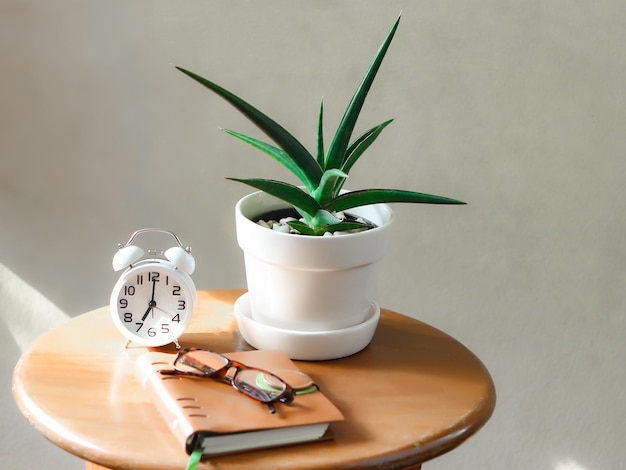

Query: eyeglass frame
left=159, top=348, right=317, bottom=413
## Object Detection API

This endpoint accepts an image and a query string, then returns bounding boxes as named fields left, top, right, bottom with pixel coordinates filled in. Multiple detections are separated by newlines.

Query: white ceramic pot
left=233, top=191, right=393, bottom=360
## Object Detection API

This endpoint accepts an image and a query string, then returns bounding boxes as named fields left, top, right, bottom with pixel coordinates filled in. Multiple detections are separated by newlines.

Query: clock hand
left=142, top=279, right=158, bottom=321
left=141, top=305, right=153, bottom=321
left=150, top=278, right=157, bottom=302
left=153, top=305, right=175, bottom=319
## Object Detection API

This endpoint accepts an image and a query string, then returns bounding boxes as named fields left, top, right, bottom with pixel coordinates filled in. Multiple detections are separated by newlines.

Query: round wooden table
left=13, top=290, right=495, bottom=469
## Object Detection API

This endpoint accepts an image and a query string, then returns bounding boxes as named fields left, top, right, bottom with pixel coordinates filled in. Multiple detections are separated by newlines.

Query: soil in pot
left=254, top=208, right=378, bottom=234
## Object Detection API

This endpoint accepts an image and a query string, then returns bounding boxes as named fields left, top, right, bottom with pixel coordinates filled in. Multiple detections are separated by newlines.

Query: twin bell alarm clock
left=110, top=228, right=196, bottom=348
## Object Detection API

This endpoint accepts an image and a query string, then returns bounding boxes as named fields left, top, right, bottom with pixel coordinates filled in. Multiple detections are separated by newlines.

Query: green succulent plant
left=176, top=15, right=465, bottom=236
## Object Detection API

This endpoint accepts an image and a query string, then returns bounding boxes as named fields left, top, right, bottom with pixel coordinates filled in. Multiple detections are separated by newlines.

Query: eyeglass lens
left=234, top=369, right=287, bottom=401
left=175, top=349, right=229, bottom=375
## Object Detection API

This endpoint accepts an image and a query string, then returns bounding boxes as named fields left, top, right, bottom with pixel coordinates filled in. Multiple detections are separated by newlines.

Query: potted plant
left=176, top=15, right=465, bottom=360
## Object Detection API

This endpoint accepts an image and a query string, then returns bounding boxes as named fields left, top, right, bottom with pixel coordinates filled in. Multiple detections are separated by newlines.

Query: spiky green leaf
left=342, top=119, right=393, bottom=174
left=333, top=119, right=394, bottom=196
left=309, top=209, right=342, bottom=227
left=324, top=15, right=401, bottom=170
left=326, top=189, right=466, bottom=213
left=286, top=220, right=317, bottom=235
left=316, top=100, right=325, bottom=168
left=287, top=220, right=370, bottom=236
left=176, top=66, right=323, bottom=187
left=313, top=169, right=348, bottom=205
left=224, top=130, right=316, bottom=192
left=227, top=178, right=322, bottom=217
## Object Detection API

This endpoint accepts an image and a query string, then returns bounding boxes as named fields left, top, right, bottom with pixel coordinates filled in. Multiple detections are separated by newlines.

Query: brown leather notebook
left=135, top=349, right=344, bottom=456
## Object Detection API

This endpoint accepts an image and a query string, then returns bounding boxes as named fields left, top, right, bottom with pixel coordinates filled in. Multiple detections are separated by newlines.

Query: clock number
left=172, top=285, right=181, bottom=296
left=119, top=299, right=128, bottom=309
left=172, top=314, right=180, bottom=323
left=161, top=324, right=170, bottom=334
left=148, top=271, right=160, bottom=282
left=136, top=274, right=144, bottom=285
left=147, top=327, right=156, bottom=337
left=124, top=286, right=135, bottom=296
left=135, top=322, right=143, bottom=332
left=123, top=312, right=132, bottom=323
left=178, top=300, right=186, bottom=310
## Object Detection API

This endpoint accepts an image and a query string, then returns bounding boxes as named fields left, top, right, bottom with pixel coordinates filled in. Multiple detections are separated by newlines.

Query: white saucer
left=234, top=293, right=380, bottom=361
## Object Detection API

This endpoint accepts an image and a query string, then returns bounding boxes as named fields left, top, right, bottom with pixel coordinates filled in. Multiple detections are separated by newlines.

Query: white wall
left=1, top=1, right=624, bottom=469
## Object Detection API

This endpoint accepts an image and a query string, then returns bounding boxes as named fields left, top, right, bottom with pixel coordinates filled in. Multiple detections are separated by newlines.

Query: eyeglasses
left=159, top=348, right=318, bottom=413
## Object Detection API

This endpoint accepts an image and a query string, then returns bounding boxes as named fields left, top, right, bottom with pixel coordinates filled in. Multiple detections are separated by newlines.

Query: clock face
left=110, top=263, right=195, bottom=346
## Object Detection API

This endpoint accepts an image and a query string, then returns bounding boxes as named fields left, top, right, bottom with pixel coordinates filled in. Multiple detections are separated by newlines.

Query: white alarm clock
left=110, top=228, right=196, bottom=348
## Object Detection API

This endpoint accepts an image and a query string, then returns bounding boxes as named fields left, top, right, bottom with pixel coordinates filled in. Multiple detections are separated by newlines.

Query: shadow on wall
left=0, top=263, right=69, bottom=352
